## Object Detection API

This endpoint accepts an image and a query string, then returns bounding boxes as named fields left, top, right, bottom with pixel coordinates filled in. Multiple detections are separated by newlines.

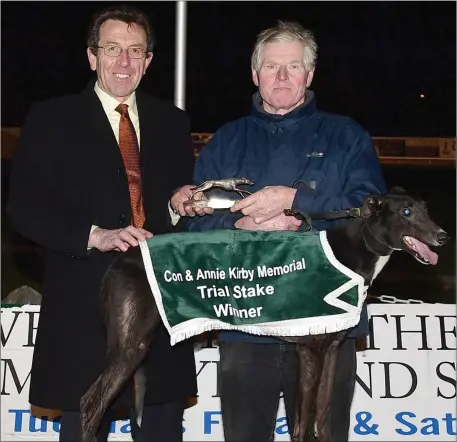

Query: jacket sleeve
left=292, top=126, right=387, bottom=218
left=7, top=103, right=95, bottom=258
left=186, top=131, right=243, bottom=232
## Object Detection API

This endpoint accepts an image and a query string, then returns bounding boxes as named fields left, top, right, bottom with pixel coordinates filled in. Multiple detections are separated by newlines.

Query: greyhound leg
left=235, top=189, right=252, bottom=197
left=80, top=376, right=103, bottom=442
left=81, top=250, right=159, bottom=441
left=80, top=339, right=150, bottom=442
left=190, top=183, right=211, bottom=197
left=292, top=345, right=322, bottom=442
left=314, top=337, right=346, bottom=442
left=133, top=366, right=147, bottom=428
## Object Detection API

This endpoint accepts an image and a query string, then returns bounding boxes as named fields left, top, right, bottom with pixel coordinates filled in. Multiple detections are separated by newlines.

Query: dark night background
left=1, top=1, right=456, bottom=304
left=1, top=1, right=456, bottom=135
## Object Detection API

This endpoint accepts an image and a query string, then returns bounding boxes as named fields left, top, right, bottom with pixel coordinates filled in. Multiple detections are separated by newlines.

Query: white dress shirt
left=94, top=82, right=141, bottom=145
left=88, top=83, right=179, bottom=248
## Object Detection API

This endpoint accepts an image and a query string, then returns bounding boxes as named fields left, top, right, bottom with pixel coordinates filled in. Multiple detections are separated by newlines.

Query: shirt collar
left=94, top=81, right=138, bottom=117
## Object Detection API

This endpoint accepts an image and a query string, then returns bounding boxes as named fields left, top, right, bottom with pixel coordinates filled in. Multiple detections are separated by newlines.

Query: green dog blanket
left=139, top=229, right=366, bottom=345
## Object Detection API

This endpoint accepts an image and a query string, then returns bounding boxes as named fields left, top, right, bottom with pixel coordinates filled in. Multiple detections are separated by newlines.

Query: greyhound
left=279, top=187, right=448, bottom=441
left=189, top=177, right=253, bottom=198
left=80, top=188, right=448, bottom=442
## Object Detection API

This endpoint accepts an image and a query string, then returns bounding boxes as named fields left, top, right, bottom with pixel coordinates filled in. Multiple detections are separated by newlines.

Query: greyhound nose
left=436, top=231, right=449, bottom=245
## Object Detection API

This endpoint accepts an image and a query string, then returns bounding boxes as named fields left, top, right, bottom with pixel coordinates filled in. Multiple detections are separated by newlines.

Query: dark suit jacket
left=7, top=82, right=198, bottom=411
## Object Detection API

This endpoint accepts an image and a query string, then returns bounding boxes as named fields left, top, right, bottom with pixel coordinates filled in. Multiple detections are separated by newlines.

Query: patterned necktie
left=115, top=103, right=145, bottom=228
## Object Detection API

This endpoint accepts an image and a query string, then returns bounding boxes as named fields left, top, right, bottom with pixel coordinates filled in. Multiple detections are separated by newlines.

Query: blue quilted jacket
left=187, top=91, right=386, bottom=342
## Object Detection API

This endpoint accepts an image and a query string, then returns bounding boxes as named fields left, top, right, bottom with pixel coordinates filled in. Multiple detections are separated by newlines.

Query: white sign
left=1, top=304, right=456, bottom=441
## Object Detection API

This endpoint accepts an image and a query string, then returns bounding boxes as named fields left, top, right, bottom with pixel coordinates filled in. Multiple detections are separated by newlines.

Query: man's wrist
left=286, top=187, right=298, bottom=209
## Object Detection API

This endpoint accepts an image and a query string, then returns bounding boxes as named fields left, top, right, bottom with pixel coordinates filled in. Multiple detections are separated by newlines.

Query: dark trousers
left=218, top=338, right=356, bottom=442
left=58, top=399, right=186, bottom=442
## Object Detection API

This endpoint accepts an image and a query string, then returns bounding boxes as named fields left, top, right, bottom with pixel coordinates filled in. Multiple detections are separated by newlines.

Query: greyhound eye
left=402, top=207, right=412, bottom=216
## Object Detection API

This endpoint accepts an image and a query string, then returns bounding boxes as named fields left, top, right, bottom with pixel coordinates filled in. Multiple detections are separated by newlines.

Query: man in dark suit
left=7, top=5, right=198, bottom=441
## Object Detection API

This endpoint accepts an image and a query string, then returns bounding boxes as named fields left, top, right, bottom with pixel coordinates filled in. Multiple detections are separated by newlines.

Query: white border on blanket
left=139, top=233, right=367, bottom=346
left=319, top=231, right=367, bottom=313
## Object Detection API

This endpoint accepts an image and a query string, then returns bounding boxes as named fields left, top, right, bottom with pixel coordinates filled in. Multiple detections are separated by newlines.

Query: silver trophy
left=184, top=177, right=254, bottom=210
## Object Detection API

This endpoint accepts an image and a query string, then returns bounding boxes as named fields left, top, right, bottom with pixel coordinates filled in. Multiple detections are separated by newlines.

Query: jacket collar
left=251, top=90, right=316, bottom=127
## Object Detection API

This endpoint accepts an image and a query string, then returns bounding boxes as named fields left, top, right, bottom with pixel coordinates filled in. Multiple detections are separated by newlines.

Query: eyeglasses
left=95, top=45, right=148, bottom=59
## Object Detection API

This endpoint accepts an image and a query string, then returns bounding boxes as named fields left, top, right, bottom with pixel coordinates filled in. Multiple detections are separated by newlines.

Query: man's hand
left=234, top=213, right=302, bottom=231
left=88, top=226, right=153, bottom=252
left=230, top=186, right=297, bottom=224
left=171, top=185, right=214, bottom=217
left=171, top=185, right=196, bottom=216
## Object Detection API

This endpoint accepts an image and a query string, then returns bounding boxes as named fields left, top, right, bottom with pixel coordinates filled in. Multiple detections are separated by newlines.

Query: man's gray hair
left=251, top=20, right=318, bottom=72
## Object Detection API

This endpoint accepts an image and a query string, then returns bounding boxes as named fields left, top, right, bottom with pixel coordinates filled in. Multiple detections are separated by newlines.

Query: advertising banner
left=1, top=304, right=455, bottom=441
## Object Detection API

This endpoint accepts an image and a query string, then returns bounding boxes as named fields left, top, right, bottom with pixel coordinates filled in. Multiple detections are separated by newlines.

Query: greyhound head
left=239, top=177, right=254, bottom=185
left=362, top=187, right=449, bottom=265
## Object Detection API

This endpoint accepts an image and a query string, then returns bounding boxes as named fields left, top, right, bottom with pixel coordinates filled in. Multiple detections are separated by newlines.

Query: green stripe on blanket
left=139, top=230, right=366, bottom=345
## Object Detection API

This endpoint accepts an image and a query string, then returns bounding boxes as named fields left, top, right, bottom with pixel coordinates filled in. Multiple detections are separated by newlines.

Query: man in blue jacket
left=187, top=20, right=386, bottom=442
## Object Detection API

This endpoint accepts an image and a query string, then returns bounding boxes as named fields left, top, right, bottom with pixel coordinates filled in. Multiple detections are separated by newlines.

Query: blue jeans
left=218, top=339, right=356, bottom=442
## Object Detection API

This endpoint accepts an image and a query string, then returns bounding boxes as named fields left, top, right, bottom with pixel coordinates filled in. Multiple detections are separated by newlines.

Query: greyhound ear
left=361, top=195, right=383, bottom=218
left=389, top=186, right=406, bottom=195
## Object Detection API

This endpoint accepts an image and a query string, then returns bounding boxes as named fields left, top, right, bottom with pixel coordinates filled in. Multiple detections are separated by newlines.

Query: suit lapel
left=136, top=91, right=172, bottom=220
left=136, top=92, right=153, bottom=168
left=136, top=91, right=170, bottom=175
left=78, top=84, right=172, bottom=224
left=80, top=82, right=125, bottom=170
